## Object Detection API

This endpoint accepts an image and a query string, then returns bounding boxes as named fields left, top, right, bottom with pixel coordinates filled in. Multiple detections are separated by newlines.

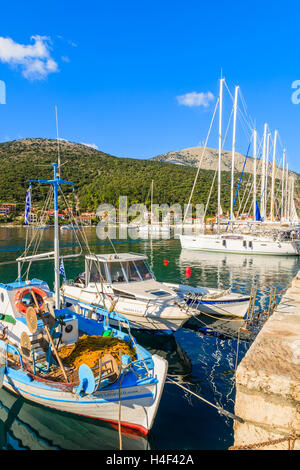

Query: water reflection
left=179, top=249, right=300, bottom=309
left=179, top=249, right=299, bottom=287
left=133, top=331, right=193, bottom=381
left=0, top=387, right=150, bottom=450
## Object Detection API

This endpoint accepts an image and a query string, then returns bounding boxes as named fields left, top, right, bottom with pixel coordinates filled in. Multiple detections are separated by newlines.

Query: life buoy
left=14, top=287, right=48, bottom=314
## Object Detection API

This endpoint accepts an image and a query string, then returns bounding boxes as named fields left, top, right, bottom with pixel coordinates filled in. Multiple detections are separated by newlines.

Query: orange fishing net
left=59, top=334, right=136, bottom=370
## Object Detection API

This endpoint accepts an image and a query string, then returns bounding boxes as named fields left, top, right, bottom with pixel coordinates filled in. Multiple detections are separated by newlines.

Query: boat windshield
left=88, top=260, right=108, bottom=283
left=123, top=261, right=141, bottom=282
left=134, top=260, right=152, bottom=280
left=108, top=261, right=126, bottom=283
left=106, top=259, right=152, bottom=283
left=88, top=257, right=153, bottom=284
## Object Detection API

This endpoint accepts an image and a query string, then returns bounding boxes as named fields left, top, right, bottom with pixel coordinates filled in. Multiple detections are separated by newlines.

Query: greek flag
left=59, top=259, right=66, bottom=278
left=24, top=188, right=31, bottom=225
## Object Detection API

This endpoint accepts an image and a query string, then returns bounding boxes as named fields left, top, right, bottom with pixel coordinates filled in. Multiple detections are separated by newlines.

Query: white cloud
left=176, top=91, right=214, bottom=107
left=81, top=142, right=99, bottom=150
left=0, top=35, right=58, bottom=80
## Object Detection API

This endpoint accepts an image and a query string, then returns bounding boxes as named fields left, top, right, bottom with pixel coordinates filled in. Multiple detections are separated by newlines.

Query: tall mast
left=55, top=105, right=61, bottom=178
left=261, top=123, right=267, bottom=220
left=230, top=85, right=239, bottom=223
left=291, top=177, right=295, bottom=222
left=285, top=163, right=289, bottom=220
left=264, top=131, right=270, bottom=218
left=29, top=164, right=75, bottom=309
left=270, top=129, right=278, bottom=222
left=287, top=176, right=292, bottom=221
left=253, top=128, right=257, bottom=221
left=281, top=149, right=286, bottom=221
left=53, top=163, right=60, bottom=309
left=217, top=77, right=224, bottom=233
left=151, top=179, right=154, bottom=223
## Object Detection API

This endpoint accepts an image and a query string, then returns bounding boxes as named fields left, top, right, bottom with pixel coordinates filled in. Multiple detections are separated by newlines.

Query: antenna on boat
left=55, top=105, right=61, bottom=178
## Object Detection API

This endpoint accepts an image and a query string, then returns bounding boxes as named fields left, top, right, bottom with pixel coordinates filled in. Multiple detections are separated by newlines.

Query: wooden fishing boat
left=0, top=163, right=168, bottom=435
left=0, top=303, right=167, bottom=435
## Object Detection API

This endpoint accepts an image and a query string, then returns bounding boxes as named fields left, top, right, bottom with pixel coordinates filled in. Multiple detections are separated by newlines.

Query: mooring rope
left=166, top=375, right=244, bottom=423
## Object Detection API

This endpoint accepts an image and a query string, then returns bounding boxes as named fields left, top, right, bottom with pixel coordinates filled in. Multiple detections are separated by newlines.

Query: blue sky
left=1, top=0, right=300, bottom=171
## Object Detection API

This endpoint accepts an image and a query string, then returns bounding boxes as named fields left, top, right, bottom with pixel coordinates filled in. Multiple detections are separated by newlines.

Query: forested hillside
left=0, top=138, right=291, bottom=218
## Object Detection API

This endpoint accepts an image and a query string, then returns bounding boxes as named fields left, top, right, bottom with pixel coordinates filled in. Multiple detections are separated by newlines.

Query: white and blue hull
left=162, top=283, right=250, bottom=318
left=187, top=296, right=250, bottom=318
left=2, top=354, right=167, bottom=434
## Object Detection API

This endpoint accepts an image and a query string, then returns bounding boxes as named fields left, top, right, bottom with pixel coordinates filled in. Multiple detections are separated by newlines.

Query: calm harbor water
left=0, top=226, right=299, bottom=450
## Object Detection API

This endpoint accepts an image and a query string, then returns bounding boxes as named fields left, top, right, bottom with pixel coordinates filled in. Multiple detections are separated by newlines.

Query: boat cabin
left=83, top=253, right=154, bottom=286
left=0, top=278, right=78, bottom=353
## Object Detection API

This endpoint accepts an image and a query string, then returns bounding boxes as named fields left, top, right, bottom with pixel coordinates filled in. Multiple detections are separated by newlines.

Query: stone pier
left=233, top=271, right=300, bottom=450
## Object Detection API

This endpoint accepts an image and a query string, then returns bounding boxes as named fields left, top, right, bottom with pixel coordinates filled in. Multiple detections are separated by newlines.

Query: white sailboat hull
left=180, top=234, right=300, bottom=256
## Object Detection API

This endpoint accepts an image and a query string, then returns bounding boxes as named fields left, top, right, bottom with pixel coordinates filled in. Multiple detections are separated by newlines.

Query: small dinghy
left=60, top=225, right=79, bottom=231
left=161, top=283, right=250, bottom=318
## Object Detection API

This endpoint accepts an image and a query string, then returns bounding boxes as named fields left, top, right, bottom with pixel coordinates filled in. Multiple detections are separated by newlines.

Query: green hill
left=0, top=138, right=295, bottom=219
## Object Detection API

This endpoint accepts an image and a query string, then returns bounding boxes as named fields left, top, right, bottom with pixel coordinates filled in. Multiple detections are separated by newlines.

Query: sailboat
left=179, top=78, right=300, bottom=256
left=0, top=163, right=168, bottom=435
left=137, top=180, right=171, bottom=236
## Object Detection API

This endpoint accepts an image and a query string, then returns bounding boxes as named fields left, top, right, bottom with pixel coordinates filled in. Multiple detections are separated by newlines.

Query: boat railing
left=67, top=298, right=133, bottom=336
left=128, top=358, right=154, bottom=380
left=2, top=341, right=23, bottom=369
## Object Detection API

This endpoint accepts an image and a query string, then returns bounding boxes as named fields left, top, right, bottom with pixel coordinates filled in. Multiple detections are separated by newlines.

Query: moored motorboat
left=61, top=252, right=251, bottom=330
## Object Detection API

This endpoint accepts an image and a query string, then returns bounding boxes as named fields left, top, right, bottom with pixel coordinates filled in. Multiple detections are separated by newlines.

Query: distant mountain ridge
left=152, top=146, right=298, bottom=180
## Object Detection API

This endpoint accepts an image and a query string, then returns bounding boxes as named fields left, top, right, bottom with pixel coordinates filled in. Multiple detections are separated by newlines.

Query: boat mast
left=55, top=105, right=61, bottom=179
left=285, top=163, right=289, bottom=221
left=230, top=85, right=239, bottom=224
left=261, top=123, right=267, bottom=220
left=151, top=179, right=154, bottom=224
left=281, top=148, right=286, bottom=221
left=291, top=177, right=295, bottom=223
left=270, top=129, right=278, bottom=222
left=53, top=163, right=60, bottom=309
left=217, top=77, right=224, bottom=233
left=253, top=128, right=257, bottom=222
left=264, top=130, right=270, bottom=218
left=29, top=164, right=74, bottom=309
left=287, top=175, right=292, bottom=222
